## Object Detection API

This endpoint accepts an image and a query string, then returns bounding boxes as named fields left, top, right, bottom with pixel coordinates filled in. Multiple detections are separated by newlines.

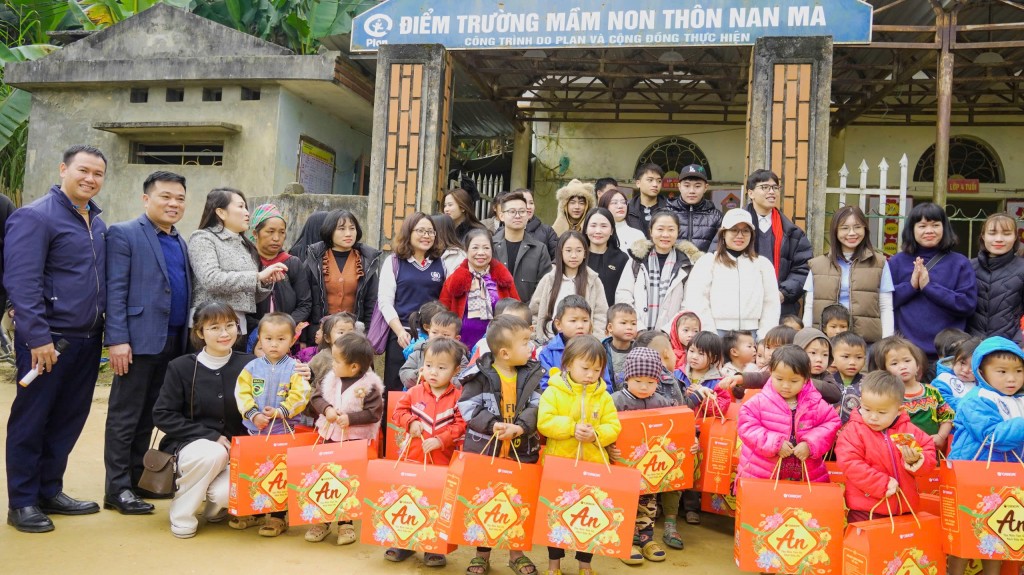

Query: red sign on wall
left=948, top=179, right=980, bottom=194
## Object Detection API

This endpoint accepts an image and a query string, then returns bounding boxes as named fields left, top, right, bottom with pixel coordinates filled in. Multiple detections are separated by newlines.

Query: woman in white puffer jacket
left=683, top=208, right=780, bottom=338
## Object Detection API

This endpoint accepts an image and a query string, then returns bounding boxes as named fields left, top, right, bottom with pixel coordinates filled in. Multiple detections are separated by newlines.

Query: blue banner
left=351, top=0, right=873, bottom=52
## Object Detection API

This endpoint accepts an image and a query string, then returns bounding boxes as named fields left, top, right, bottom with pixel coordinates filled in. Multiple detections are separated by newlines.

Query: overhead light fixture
left=973, top=51, right=1004, bottom=65
left=523, top=49, right=547, bottom=59
left=658, top=50, right=684, bottom=64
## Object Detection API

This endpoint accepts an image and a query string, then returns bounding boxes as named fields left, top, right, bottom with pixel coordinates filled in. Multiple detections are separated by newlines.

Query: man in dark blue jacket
left=103, top=171, right=191, bottom=515
left=4, top=145, right=108, bottom=533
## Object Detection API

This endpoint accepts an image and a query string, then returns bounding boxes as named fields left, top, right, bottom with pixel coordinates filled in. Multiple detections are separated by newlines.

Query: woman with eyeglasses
left=803, top=205, right=894, bottom=344
left=683, top=208, right=780, bottom=338
left=598, top=188, right=646, bottom=252
left=377, top=213, right=459, bottom=392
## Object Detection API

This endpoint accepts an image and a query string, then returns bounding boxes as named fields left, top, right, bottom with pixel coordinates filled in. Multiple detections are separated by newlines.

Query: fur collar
left=629, top=239, right=703, bottom=262
left=445, top=258, right=515, bottom=296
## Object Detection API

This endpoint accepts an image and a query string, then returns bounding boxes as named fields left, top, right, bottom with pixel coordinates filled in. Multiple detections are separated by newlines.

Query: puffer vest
left=808, top=250, right=886, bottom=343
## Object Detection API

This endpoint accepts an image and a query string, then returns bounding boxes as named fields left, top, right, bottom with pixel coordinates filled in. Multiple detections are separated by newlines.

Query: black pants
left=382, top=330, right=407, bottom=414
left=103, top=336, right=182, bottom=494
left=7, top=333, right=102, bottom=508
left=682, top=489, right=701, bottom=513
left=547, top=547, right=593, bottom=563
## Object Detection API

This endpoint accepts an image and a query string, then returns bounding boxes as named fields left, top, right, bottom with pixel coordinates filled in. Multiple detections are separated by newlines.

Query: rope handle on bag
left=482, top=430, right=524, bottom=470
left=768, top=456, right=812, bottom=492
left=702, top=389, right=727, bottom=423
left=392, top=434, right=433, bottom=470
left=868, top=487, right=922, bottom=532
left=261, top=409, right=296, bottom=441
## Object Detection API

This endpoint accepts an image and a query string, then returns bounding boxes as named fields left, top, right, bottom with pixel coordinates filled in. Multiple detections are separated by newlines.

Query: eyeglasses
left=503, top=209, right=528, bottom=217
left=726, top=228, right=752, bottom=236
left=838, top=225, right=865, bottom=234
left=755, top=184, right=781, bottom=192
left=412, top=228, right=436, bottom=237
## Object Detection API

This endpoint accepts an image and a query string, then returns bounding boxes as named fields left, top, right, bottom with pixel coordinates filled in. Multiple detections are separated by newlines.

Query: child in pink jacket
left=737, top=345, right=841, bottom=484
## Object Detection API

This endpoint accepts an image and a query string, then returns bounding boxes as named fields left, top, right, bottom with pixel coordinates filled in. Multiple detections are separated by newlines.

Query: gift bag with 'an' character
left=735, top=466, right=846, bottom=574
left=613, top=406, right=695, bottom=494
left=701, top=433, right=742, bottom=517
left=360, top=453, right=457, bottom=554
left=285, top=438, right=376, bottom=527
left=229, top=429, right=318, bottom=516
left=938, top=458, right=1024, bottom=560
left=384, top=391, right=407, bottom=460
left=437, top=449, right=542, bottom=550
left=843, top=504, right=946, bottom=575
left=532, top=455, right=641, bottom=559
left=695, top=404, right=738, bottom=494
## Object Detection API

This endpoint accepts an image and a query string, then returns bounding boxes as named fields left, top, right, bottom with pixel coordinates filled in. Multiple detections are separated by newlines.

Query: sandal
left=258, top=517, right=288, bottom=537
left=228, top=515, right=262, bottom=530
left=579, top=569, right=597, bottom=575
left=424, top=553, right=447, bottom=567
left=685, top=511, right=701, bottom=525
left=662, top=523, right=684, bottom=550
left=621, top=545, right=644, bottom=565
left=642, top=541, right=667, bottom=562
left=467, top=556, right=491, bottom=575
left=385, top=548, right=415, bottom=563
left=336, top=522, right=356, bottom=546
left=305, top=522, right=331, bottom=542
left=508, top=555, right=537, bottom=575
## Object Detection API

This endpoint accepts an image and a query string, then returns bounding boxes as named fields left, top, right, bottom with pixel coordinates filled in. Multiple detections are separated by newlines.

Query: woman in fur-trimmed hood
left=615, top=210, right=702, bottom=332
left=551, top=179, right=596, bottom=236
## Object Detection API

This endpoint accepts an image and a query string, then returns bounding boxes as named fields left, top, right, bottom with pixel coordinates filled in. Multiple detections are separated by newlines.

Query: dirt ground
left=0, top=370, right=744, bottom=575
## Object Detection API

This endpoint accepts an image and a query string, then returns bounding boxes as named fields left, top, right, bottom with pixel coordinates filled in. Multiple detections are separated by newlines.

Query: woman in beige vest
left=802, top=205, right=894, bottom=344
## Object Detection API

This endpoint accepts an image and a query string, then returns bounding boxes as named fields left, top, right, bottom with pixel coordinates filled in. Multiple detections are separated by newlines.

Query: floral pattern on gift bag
left=939, top=460, right=1024, bottom=560
left=703, top=491, right=737, bottom=517
left=228, top=430, right=318, bottom=515
left=360, top=457, right=457, bottom=554
left=532, top=456, right=641, bottom=559
left=843, top=509, right=946, bottom=575
left=437, top=450, right=541, bottom=550
left=285, top=439, right=376, bottom=526
left=613, top=407, right=695, bottom=494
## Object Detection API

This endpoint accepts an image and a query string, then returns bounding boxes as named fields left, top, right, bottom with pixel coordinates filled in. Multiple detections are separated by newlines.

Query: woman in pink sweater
left=737, top=345, right=841, bottom=484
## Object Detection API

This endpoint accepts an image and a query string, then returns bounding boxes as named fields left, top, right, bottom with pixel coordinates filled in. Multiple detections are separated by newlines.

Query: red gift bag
left=695, top=407, right=738, bottom=495
left=613, top=406, right=696, bottom=493
left=939, top=458, right=1024, bottom=560
left=735, top=463, right=846, bottom=574
left=285, top=438, right=376, bottom=526
left=437, top=450, right=542, bottom=550
left=228, top=429, right=318, bottom=516
left=843, top=507, right=946, bottom=575
left=384, top=391, right=407, bottom=460
left=360, top=451, right=457, bottom=554
left=532, top=455, right=641, bottom=559
left=916, top=464, right=942, bottom=496
left=825, top=461, right=846, bottom=487
left=702, top=490, right=738, bottom=517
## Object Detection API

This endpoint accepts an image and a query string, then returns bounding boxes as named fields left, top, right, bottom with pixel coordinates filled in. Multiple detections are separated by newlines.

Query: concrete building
left=6, top=4, right=375, bottom=235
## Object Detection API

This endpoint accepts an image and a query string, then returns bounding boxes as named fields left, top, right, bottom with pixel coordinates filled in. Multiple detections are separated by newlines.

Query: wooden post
left=932, top=9, right=956, bottom=206
left=510, top=122, right=532, bottom=191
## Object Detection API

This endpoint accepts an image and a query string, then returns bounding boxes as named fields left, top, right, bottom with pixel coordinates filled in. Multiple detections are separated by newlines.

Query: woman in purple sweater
left=888, top=203, right=977, bottom=379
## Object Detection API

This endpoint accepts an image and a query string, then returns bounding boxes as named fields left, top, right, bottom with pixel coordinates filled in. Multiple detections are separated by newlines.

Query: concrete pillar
left=365, top=44, right=455, bottom=250
left=746, top=36, right=834, bottom=255
left=933, top=10, right=955, bottom=207
left=510, top=122, right=533, bottom=191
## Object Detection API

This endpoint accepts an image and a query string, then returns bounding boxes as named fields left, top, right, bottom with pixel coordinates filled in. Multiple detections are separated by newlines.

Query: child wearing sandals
left=305, top=332, right=384, bottom=544
left=387, top=337, right=468, bottom=567
left=232, top=312, right=312, bottom=537
left=458, top=315, right=544, bottom=575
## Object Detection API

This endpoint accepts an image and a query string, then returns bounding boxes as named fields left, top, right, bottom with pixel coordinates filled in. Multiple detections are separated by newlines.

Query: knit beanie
left=624, top=347, right=664, bottom=381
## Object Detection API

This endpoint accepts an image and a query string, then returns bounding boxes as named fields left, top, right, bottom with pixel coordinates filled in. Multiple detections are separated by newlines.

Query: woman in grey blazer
left=188, top=188, right=287, bottom=336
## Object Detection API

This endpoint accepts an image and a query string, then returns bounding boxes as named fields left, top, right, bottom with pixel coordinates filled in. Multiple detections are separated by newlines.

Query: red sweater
left=392, top=380, right=466, bottom=465
left=836, top=410, right=937, bottom=515
left=439, top=259, right=519, bottom=316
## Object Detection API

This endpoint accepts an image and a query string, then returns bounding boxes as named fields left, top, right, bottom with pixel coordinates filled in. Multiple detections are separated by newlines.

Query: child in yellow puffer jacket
left=537, top=335, right=622, bottom=575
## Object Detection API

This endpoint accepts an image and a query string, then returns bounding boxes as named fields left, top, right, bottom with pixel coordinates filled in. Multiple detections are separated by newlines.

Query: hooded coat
left=737, top=378, right=841, bottom=483
left=618, top=239, right=701, bottom=332
left=793, top=328, right=844, bottom=405
left=949, top=336, right=1024, bottom=463
left=537, top=368, right=621, bottom=463
left=552, top=179, right=596, bottom=236
left=457, top=353, right=543, bottom=463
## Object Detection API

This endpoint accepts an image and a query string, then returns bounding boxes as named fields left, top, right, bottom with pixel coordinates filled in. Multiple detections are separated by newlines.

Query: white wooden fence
left=824, top=154, right=909, bottom=254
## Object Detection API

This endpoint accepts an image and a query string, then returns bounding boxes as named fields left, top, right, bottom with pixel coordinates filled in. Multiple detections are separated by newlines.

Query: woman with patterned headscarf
left=246, top=203, right=312, bottom=337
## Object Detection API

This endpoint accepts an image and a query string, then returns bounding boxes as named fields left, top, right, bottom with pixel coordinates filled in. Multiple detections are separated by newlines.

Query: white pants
left=169, top=439, right=230, bottom=536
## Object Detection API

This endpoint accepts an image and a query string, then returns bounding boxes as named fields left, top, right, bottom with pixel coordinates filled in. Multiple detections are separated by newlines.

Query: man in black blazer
left=103, top=171, right=191, bottom=514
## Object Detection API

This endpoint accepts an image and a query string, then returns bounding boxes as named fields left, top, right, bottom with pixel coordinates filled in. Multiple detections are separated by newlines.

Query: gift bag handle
left=393, top=435, right=432, bottom=470
left=482, top=432, right=524, bottom=470
left=768, top=457, right=813, bottom=492
left=868, top=488, right=921, bottom=533
left=261, top=410, right=296, bottom=441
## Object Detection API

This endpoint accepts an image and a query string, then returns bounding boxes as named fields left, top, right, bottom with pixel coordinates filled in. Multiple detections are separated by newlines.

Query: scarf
left=247, top=203, right=285, bottom=244
left=770, top=209, right=783, bottom=279
left=646, top=247, right=677, bottom=329
left=466, top=268, right=494, bottom=321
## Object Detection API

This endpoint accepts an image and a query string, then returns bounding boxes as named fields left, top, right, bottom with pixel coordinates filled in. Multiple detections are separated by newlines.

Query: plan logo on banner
left=351, top=0, right=874, bottom=52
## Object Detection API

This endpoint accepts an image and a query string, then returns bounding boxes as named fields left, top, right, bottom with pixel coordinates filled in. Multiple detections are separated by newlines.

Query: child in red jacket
left=389, top=338, right=469, bottom=566
left=836, top=370, right=937, bottom=522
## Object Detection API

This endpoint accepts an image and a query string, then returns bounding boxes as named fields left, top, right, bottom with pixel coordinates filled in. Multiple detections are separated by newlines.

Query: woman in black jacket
left=583, top=207, right=629, bottom=306
left=247, top=204, right=312, bottom=336
left=969, top=212, right=1024, bottom=344
left=303, top=210, right=381, bottom=335
left=153, top=302, right=309, bottom=539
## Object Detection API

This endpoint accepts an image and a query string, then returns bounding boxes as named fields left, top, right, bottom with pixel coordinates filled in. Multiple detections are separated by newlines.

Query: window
left=129, top=88, right=148, bottom=103
left=914, top=136, right=1004, bottom=183
left=636, top=136, right=713, bottom=181
left=131, top=142, right=224, bottom=166
left=165, top=87, right=185, bottom=103
left=240, top=87, right=261, bottom=101
left=202, top=88, right=222, bottom=102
